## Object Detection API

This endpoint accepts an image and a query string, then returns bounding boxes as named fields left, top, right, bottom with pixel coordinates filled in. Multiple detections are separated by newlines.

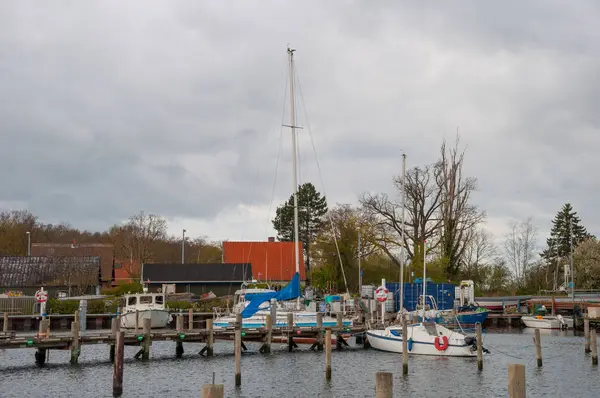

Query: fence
left=0, top=296, right=36, bottom=314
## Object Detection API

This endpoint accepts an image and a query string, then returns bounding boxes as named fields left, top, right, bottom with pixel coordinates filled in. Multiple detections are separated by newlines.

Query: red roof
left=222, top=241, right=305, bottom=281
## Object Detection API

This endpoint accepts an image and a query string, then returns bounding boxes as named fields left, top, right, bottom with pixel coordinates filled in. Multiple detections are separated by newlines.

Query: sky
left=1, top=1, right=599, bottom=254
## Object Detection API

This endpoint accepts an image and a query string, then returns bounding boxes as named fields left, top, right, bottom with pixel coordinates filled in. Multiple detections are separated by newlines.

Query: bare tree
left=110, top=211, right=168, bottom=264
left=462, top=228, right=497, bottom=281
left=504, top=218, right=538, bottom=287
left=437, top=138, right=486, bottom=277
left=361, top=164, right=443, bottom=266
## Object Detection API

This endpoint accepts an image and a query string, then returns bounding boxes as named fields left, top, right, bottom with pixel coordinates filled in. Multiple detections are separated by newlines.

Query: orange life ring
left=434, top=335, right=449, bottom=351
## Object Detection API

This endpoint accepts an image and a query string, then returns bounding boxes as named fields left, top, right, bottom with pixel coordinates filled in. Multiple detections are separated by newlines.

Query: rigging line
left=294, top=67, right=349, bottom=295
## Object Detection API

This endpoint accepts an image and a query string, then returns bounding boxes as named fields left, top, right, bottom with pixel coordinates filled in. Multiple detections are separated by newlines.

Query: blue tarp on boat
left=240, top=272, right=301, bottom=318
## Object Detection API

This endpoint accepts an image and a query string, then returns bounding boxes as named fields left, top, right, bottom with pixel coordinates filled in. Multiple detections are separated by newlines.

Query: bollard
left=534, top=328, right=542, bottom=367
left=402, top=321, right=408, bottom=375
left=591, top=329, right=598, bottom=366
left=113, top=331, right=125, bottom=397
left=375, top=372, right=393, bottom=398
left=325, top=329, right=332, bottom=380
left=201, top=384, right=224, bottom=398
left=508, top=363, right=526, bottom=398
left=476, top=323, right=483, bottom=371
left=584, top=318, right=591, bottom=353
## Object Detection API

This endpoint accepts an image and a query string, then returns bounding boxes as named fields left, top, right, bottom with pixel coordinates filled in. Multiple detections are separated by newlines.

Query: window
left=155, top=295, right=164, bottom=305
left=140, top=296, right=152, bottom=304
left=128, top=296, right=137, bottom=306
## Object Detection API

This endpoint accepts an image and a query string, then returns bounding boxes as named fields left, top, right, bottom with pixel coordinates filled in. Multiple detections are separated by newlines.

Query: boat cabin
left=123, top=292, right=166, bottom=313
left=233, top=287, right=275, bottom=310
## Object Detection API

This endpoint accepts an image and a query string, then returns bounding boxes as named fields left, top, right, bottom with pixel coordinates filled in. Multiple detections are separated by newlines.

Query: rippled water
left=0, top=329, right=596, bottom=397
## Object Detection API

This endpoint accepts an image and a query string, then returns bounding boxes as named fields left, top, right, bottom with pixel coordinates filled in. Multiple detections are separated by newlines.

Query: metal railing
left=0, top=297, right=36, bottom=315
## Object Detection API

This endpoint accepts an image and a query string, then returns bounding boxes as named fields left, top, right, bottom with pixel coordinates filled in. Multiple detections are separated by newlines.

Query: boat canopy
left=241, top=272, right=301, bottom=318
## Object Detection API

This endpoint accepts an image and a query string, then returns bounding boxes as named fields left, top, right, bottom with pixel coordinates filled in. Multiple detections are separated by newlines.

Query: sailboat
left=213, top=47, right=354, bottom=332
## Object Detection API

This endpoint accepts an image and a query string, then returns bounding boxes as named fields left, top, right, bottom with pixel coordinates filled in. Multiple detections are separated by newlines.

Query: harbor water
left=0, top=329, right=596, bottom=397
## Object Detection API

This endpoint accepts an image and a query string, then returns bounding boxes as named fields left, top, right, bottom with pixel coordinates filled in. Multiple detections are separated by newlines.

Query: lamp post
left=181, top=229, right=186, bottom=264
left=26, top=231, right=31, bottom=256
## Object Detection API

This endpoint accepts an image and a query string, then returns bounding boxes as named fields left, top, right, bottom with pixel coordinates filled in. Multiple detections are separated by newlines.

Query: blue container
left=388, top=282, right=455, bottom=312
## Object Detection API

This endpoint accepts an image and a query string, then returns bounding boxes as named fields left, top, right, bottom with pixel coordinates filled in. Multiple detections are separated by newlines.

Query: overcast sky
left=1, top=1, right=599, bottom=252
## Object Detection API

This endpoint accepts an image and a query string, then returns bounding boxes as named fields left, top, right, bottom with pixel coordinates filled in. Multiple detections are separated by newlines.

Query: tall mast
left=288, top=47, right=301, bottom=309
left=570, top=218, right=574, bottom=305
left=422, top=239, right=427, bottom=322
left=399, top=153, right=406, bottom=319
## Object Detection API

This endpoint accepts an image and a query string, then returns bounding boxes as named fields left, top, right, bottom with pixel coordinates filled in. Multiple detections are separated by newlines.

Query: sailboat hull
left=213, top=311, right=353, bottom=329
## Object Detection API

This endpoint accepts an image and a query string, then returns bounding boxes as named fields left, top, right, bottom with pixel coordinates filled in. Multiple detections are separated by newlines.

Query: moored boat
left=120, top=289, right=172, bottom=329
left=521, top=314, right=573, bottom=330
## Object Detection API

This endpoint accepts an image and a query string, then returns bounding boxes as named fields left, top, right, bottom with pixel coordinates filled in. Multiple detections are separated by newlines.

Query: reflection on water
left=0, top=331, right=595, bottom=397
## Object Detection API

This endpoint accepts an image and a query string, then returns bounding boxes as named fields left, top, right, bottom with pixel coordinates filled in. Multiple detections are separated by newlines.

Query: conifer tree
left=540, top=203, right=593, bottom=260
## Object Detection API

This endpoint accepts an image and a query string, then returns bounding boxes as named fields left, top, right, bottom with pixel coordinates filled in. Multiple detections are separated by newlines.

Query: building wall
left=31, top=243, right=114, bottom=285
left=223, top=241, right=305, bottom=282
left=148, top=283, right=237, bottom=297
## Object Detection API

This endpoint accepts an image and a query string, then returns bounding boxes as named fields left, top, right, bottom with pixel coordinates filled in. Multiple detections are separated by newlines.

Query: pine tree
left=272, top=182, right=328, bottom=279
left=540, top=203, right=593, bottom=261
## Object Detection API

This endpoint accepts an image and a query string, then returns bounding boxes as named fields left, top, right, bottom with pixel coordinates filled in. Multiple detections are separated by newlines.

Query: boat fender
left=434, top=335, right=449, bottom=351
left=407, top=338, right=413, bottom=352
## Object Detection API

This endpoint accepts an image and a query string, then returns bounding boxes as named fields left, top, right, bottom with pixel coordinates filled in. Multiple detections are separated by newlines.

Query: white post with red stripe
left=375, top=280, right=388, bottom=326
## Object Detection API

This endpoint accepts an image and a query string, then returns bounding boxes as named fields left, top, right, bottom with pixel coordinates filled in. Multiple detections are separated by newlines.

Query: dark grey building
left=141, top=263, right=252, bottom=297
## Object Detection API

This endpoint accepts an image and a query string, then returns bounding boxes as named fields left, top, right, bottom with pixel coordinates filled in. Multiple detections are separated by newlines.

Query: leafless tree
left=462, top=228, right=498, bottom=280
left=110, top=211, right=168, bottom=264
left=437, top=138, right=486, bottom=277
left=504, top=218, right=538, bottom=287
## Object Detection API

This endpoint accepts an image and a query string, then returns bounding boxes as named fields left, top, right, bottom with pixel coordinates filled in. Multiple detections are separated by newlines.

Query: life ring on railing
left=434, top=335, right=449, bottom=351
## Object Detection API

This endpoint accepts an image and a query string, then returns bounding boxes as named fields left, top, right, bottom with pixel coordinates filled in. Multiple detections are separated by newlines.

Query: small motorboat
left=120, top=287, right=172, bottom=329
left=521, top=314, right=573, bottom=330
left=366, top=321, right=489, bottom=357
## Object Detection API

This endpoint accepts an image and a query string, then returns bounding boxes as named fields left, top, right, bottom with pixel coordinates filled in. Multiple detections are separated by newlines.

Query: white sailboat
left=213, top=47, right=354, bottom=331
left=367, top=234, right=486, bottom=356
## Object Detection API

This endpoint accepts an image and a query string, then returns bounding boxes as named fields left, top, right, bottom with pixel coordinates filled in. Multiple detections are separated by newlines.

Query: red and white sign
left=35, top=289, right=48, bottom=303
left=375, top=286, right=388, bottom=302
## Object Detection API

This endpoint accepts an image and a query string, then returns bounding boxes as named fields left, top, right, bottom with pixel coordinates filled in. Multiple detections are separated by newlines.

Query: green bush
left=101, top=282, right=143, bottom=296
left=47, top=298, right=112, bottom=314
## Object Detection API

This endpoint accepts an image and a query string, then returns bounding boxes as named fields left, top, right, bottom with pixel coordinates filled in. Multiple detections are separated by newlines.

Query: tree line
left=0, top=210, right=223, bottom=278
left=272, top=137, right=599, bottom=295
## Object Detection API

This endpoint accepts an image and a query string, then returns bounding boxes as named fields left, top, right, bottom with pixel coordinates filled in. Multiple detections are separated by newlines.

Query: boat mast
left=422, top=239, right=427, bottom=321
left=288, top=47, right=301, bottom=309
left=399, top=153, right=406, bottom=320
left=570, top=218, right=574, bottom=306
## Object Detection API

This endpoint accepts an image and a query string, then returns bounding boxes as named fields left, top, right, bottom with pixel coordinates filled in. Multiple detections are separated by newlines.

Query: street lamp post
left=26, top=231, right=31, bottom=256
left=181, top=229, right=186, bottom=264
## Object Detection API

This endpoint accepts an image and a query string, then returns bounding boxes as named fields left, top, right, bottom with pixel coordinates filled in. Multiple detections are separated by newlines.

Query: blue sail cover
left=241, top=272, right=301, bottom=318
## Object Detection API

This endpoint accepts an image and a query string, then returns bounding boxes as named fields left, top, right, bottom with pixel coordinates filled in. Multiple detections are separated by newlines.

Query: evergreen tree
left=272, top=182, right=328, bottom=279
left=540, top=203, right=593, bottom=261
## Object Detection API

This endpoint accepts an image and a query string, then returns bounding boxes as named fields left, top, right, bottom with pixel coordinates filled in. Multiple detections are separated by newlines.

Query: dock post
left=35, top=347, right=47, bottom=366
left=135, top=309, right=139, bottom=333
left=534, top=328, right=542, bottom=367
left=260, top=314, right=272, bottom=354
left=201, top=384, right=224, bottom=398
left=206, top=318, right=214, bottom=356
left=325, top=329, right=332, bottom=381
left=70, top=320, right=80, bottom=364
left=402, top=320, right=408, bottom=375
left=110, top=317, right=118, bottom=363
left=508, top=363, right=526, bottom=398
left=142, top=318, right=151, bottom=360
left=3, top=312, right=8, bottom=332
left=176, top=314, right=184, bottom=358
left=375, top=371, right=393, bottom=398
left=476, top=323, right=483, bottom=371
left=235, top=313, right=242, bottom=386
left=316, top=312, right=323, bottom=351
left=188, top=308, right=194, bottom=330
left=287, top=312, right=294, bottom=352
left=591, top=329, right=598, bottom=366
left=113, top=331, right=125, bottom=397
left=584, top=318, right=591, bottom=353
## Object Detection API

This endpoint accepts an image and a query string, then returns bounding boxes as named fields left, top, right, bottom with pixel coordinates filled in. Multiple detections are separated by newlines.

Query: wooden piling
left=35, top=348, right=47, bottom=366
left=188, top=308, right=194, bottom=330
left=375, top=372, right=393, bottom=398
left=507, top=363, right=526, bottom=398
left=110, top=317, right=118, bottom=362
left=135, top=309, right=139, bottom=332
left=3, top=312, right=8, bottom=333
left=113, top=331, right=125, bottom=397
left=325, top=329, right=332, bottom=380
left=206, top=318, right=214, bottom=356
left=287, top=313, right=294, bottom=352
left=201, top=384, right=224, bottom=398
left=235, top=313, right=242, bottom=386
left=402, top=320, right=408, bottom=375
left=260, top=314, right=272, bottom=354
left=70, top=320, right=80, bottom=364
left=476, top=323, right=483, bottom=371
left=39, top=317, right=49, bottom=339
left=336, top=312, right=342, bottom=328
left=142, top=318, right=151, bottom=360
left=584, top=318, right=591, bottom=353
left=533, top=328, right=542, bottom=367
left=175, top=314, right=185, bottom=358
left=316, top=312, right=323, bottom=351
left=591, top=329, right=598, bottom=366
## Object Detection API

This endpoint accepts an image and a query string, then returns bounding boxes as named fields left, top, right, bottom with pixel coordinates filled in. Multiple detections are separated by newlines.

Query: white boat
left=367, top=322, right=482, bottom=357
left=521, top=314, right=573, bottom=330
left=120, top=288, right=172, bottom=329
